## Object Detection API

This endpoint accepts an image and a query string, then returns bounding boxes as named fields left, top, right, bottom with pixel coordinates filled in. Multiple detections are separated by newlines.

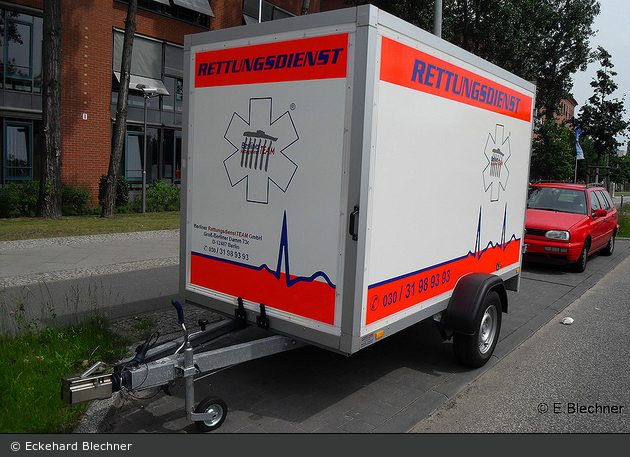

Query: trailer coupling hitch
left=62, top=300, right=189, bottom=405
left=61, top=366, right=123, bottom=405
left=61, top=340, right=162, bottom=405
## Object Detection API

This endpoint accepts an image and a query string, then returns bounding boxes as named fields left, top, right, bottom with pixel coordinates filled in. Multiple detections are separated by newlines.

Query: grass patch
left=619, top=208, right=630, bottom=238
left=618, top=194, right=630, bottom=238
left=0, top=212, right=180, bottom=241
left=130, top=317, right=155, bottom=341
left=0, top=316, right=132, bottom=433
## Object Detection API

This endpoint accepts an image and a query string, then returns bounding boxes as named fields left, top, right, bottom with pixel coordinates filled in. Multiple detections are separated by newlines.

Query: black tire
left=572, top=243, right=589, bottom=272
left=601, top=233, right=615, bottom=256
left=453, top=291, right=502, bottom=368
left=195, top=396, right=227, bottom=432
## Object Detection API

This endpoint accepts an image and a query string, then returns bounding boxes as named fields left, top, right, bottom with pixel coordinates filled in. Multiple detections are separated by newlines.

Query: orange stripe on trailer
left=195, top=34, right=348, bottom=88
left=379, top=37, right=532, bottom=122
left=190, top=253, right=337, bottom=325
left=366, top=240, right=521, bottom=325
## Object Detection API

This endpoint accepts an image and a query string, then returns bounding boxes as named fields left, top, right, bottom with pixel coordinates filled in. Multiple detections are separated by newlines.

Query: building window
left=161, top=129, right=182, bottom=183
left=174, top=132, right=181, bottom=181
left=112, top=31, right=183, bottom=102
left=162, top=77, right=183, bottom=112
left=112, top=30, right=184, bottom=187
left=0, top=10, right=43, bottom=93
left=4, top=121, right=32, bottom=180
left=243, top=0, right=294, bottom=23
left=125, top=132, right=144, bottom=181
left=125, top=128, right=160, bottom=182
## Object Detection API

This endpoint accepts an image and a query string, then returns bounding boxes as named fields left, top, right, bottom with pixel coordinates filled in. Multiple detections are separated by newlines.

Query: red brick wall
left=15, top=0, right=41, bottom=9
left=57, top=1, right=207, bottom=201
left=210, top=1, right=244, bottom=29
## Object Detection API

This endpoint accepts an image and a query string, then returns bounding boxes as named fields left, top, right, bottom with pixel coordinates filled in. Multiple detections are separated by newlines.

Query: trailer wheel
left=453, top=291, right=502, bottom=368
left=194, top=397, right=227, bottom=432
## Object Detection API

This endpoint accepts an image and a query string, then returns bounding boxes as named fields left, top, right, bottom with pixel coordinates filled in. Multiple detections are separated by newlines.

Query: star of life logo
left=224, top=98, right=299, bottom=204
left=482, top=124, right=511, bottom=202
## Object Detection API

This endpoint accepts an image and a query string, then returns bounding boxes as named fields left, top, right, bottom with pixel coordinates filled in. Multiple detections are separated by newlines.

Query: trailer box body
left=181, top=6, right=535, bottom=356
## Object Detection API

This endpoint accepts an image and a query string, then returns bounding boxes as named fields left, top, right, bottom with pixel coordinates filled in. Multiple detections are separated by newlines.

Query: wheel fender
left=443, top=273, right=507, bottom=336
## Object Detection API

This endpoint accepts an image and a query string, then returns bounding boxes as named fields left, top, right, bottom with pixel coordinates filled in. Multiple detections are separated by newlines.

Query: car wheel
left=572, top=243, right=589, bottom=272
left=601, top=233, right=615, bottom=256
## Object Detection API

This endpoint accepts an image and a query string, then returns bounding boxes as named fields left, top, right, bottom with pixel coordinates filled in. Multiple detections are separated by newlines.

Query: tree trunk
left=37, top=0, right=63, bottom=219
left=101, top=0, right=138, bottom=218
left=301, top=0, right=311, bottom=15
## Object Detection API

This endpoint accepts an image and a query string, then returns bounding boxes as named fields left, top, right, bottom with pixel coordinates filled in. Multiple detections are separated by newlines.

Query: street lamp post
left=434, top=0, right=443, bottom=38
left=137, top=84, right=159, bottom=213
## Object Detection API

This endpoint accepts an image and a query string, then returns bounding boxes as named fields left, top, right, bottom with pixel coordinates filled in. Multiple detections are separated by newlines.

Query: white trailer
left=62, top=6, right=535, bottom=431
left=182, top=4, right=534, bottom=355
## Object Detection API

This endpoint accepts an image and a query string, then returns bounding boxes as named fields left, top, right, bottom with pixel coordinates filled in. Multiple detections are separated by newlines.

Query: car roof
left=530, top=183, right=605, bottom=191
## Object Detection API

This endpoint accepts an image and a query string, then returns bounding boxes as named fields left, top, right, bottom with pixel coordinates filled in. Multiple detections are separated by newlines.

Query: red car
left=524, top=183, right=619, bottom=272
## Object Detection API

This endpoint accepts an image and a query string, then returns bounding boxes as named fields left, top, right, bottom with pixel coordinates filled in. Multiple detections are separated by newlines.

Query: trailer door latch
left=349, top=206, right=359, bottom=241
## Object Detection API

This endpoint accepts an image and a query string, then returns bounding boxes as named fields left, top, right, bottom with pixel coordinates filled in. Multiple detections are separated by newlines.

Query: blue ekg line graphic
left=472, top=203, right=518, bottom=259
left=369, top=204, right=520, bottom=290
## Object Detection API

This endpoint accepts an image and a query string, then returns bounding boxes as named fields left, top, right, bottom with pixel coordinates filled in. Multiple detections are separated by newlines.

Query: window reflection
left=1, top=11, right=42, bottom=93
left=5, top=122, right=32, bottom=179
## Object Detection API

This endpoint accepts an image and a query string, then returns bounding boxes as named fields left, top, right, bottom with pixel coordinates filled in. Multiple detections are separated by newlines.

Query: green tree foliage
left=360, top=0, right=600, bottom=119
left=609, top=154, right=630, bottom=186
left=574, top=46, right=629, bottom=163
left=530, top=120, right=575, bottom=181
left=0, top=183, right=92, bottom=218
left=574, top=135, right=595, bottom=181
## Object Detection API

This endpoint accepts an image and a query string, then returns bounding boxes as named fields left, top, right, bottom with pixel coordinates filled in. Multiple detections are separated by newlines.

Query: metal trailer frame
left=62, top=300, right=306, bottom=431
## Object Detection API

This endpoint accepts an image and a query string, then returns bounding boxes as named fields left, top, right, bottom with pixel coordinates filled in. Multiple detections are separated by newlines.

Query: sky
left=570, top=0, right=630, bottom=147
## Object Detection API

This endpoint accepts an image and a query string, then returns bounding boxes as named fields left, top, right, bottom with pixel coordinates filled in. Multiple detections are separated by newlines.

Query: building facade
left=556, top=97, right=577, bottom=124
left=0, top=0, right=322, bottom=203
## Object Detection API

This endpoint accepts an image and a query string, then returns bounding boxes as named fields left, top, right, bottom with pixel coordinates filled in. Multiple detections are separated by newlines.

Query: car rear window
left=528, top=187, right=587, bottom=215
left=594, top=190, right=612, bottom=210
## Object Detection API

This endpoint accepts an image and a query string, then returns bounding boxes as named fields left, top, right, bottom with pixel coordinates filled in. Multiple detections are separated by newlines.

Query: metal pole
left=142, top=92, right=147, bottom=213
left=433, top=0, right=443, bottom=38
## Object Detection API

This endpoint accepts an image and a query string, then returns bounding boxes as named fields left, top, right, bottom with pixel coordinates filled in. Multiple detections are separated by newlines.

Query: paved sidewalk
left=0, top=230, right=180, bottom=288
left=411, top=253, right=630, bottom=433
left=0, top=230, right=182, bottom=332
